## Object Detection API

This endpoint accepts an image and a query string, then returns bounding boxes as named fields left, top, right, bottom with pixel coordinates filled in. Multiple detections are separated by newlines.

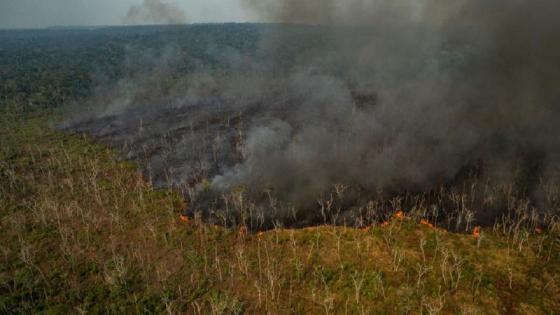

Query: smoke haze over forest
left=0, top=0, right=253, bottom=28
left=4, top=2, right=560, bottom=312
left=12, top=0, right=558, bottom=226
left=212, top=0, right=560, bottom=206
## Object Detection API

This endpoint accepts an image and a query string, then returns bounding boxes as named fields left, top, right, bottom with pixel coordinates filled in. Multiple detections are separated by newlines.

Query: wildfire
left=472, top=226, right=481, bottom=238
left=239, top=225, right=247, bottom=237
left=379, top=210, right=406, bottom=227
left=420, top=219, right=434, bottom=229
left=179, top=215, right=189, bottom=222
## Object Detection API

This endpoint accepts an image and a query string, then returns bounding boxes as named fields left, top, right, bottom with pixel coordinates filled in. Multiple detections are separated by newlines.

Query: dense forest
left=0, top=24, right=332, bottom=112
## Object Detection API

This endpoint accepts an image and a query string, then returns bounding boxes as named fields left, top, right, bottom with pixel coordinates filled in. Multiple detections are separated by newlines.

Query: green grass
left=1, top=113, right=559, bottom=314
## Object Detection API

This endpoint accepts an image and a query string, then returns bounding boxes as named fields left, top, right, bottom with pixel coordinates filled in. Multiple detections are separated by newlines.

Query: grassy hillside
left=1, top=111, right=559, bottom=314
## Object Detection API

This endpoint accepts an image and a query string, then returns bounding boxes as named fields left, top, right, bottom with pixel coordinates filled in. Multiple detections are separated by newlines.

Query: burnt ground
left=54, top=20, right=560, bottom=231
left=62, top=88, right=394, bottom=229
left=62, top=88, right=555, bottom=232
left=65, top=97, right=255, bottom=189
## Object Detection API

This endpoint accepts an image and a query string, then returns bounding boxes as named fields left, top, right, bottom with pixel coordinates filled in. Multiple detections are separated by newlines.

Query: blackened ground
left=63, top=88, right=555, bottom=232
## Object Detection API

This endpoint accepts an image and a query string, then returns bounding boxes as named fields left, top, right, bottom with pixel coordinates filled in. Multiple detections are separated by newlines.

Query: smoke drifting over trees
left=213, top=0, right=560, bottom=203
left=66, top=0, right=560, bottom=226
left=126, top=0, right=187, bottom=25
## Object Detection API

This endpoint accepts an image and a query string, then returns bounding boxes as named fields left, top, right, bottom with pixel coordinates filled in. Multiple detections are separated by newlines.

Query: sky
left=0, top=0, right=255, bottom=29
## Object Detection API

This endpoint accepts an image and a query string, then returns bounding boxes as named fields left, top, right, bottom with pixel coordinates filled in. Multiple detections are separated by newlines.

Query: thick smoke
left=66, top=1, right=560, bottom=226
left=126, top=0, right=187, bottom=25
left=211, top=0, right=560, bottom=206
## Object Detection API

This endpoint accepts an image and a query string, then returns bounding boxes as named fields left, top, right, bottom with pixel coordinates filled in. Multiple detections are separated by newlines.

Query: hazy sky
left=0, top=0, right=255, bottom=29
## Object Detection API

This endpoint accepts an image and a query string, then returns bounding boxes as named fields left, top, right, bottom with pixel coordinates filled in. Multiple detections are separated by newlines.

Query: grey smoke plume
left=126, top=0, right=187, bottom=25
left=211, top=0, right=560, bottom=205
left=65, top=0, right=560, bottom=224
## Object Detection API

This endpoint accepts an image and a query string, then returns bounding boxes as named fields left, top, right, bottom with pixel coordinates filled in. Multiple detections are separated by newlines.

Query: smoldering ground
left=66, top=1, right=560, bottom=229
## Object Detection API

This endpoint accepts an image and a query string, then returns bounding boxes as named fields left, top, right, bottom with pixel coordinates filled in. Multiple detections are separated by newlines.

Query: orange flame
left=394, top=211, right=405, bottom=219
left=179, top=215, right=189, bottom=222
left=420, top=219, right=434, bottom=229
left=472, top=226, right=481, bottom=237
left=381, top=221, right=389, bottom=227
left=239, top=226, right=247, bottom=237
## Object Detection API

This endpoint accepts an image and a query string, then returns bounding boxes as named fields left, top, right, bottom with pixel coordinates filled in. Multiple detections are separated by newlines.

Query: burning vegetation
left=57, top=1, right=560, bottom=235
left=2, top=2, right=560, bottom=312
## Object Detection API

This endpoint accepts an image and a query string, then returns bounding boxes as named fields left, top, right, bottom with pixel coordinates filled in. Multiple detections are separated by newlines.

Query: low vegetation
left=1, top=109, right=559, bottom=314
